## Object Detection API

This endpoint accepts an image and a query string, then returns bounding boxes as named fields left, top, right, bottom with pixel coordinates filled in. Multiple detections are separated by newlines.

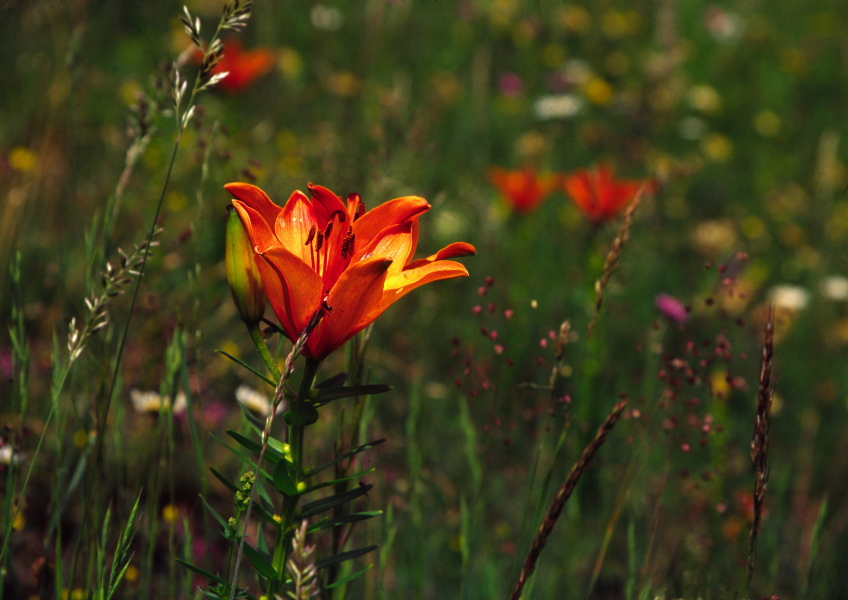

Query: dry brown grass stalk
left=748, top=305, right=775, bottom=583
left=508, top=400, right=628, bottom=600
left=587, top=190, right=643, bottom=338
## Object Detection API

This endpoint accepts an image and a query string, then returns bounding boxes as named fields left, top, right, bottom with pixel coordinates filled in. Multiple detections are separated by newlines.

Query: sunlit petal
left=309, top=257, right=392, bottom=359
left=353, top=221, right=416, bottom=277
left=352, top=196, right=429, bottom=250
left=406, top=242, right=477, bottom=269
left=257, top=246, right=323, bottom=340
left=276, top=190, right=319, bottom=262
left=366, top=260, right=470, bottom=325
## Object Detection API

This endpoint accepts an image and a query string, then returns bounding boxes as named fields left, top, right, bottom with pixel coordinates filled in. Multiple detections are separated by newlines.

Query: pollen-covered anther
left=304, top=225, right=317, bottom=245
left=341, top=230, right=355, bottom=259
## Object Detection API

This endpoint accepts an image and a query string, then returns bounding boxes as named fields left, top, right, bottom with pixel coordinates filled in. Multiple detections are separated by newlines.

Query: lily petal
left=276, top=190, right=320, bottom=262
left=406, top=241, right=477, bottom=270
left=308, top=183, right=350, bottom=222
left=352, top=221, right=417, bottom=277
left=228, top=184, right=283, bottom=253
left=256, top=246, right=324, bottom=342
left=227, top=183, right=282, bottom=223
left=364, top=260, right=470, bottom=326
left=308, top=256, right=393, bottom=360
left=562, top=171, right=596, bottom=216
left=353, top=196, right=429, bottom=250
left=231, top=202, right=275, bottom=254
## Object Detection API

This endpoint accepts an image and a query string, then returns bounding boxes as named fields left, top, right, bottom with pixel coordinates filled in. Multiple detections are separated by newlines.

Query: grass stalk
left=509, top=400, right=627, bottom=600
left=747, top=306, right=775, bottom=585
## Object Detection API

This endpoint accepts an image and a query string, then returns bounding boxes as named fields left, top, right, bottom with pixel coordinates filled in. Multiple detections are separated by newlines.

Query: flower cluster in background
left=490, top=162, right=655, bottom=224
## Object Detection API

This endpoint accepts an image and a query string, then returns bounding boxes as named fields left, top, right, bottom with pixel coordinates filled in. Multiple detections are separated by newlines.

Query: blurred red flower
left=562, top=163, right=654, bottom=223
left=204, top=39, right=275, bottom=94
left=489, top=167, right=558, bottom=214
left=228, top=182, right=476, bottom=361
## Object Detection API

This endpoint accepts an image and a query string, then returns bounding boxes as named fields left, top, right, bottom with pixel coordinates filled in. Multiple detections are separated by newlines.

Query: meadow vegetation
left=2, top=1, right=847, bottom=598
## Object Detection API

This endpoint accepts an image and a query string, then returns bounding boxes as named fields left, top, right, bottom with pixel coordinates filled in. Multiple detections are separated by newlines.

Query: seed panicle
left=588, top=188, right=644, bottom=338
left=285, top=521, right=321, bottom=600
left=747, top=306, right=775, bottom=583
left=66, top=229, right=162, bottom=365
left=509, top=400, right=627, bottom=600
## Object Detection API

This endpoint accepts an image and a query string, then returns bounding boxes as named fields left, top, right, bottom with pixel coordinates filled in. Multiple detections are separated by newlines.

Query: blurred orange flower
left=228, top=183, right=476, bottom=361
left=562, top=163, right=653, bottom=223
left=205, top=39, right=275, bottom=94
left=489, top=167, right=558, bottom=214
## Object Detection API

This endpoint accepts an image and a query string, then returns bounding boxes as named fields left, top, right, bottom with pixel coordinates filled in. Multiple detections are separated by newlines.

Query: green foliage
left=3, top=0, right=848, bottom=598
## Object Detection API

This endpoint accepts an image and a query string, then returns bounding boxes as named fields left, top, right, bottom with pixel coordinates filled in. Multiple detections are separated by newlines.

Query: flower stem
left=269, top=357, right=321, bottom=595
left=248, top=324, right=281, bottom=382
left=290, top=357, right=320, bottom=476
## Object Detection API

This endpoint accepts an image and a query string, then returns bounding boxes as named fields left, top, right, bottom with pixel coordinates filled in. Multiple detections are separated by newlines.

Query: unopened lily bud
left=226, top=206, right=265, bottom=325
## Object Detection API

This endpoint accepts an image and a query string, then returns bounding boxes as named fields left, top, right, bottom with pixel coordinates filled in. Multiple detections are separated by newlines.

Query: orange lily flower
left=228, top=182, right=476, bottom=361
left=206, top=39, right=275, bottom=94
left=562, top=163, right=655, bottom=223
left=489, top=167, right=558, bottom=214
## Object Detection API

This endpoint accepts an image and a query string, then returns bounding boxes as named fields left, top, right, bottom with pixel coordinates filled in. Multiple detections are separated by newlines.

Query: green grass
left=2, top=0, right=848, bottom=598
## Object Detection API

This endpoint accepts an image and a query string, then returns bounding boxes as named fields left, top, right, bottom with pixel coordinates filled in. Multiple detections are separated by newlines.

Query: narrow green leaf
left=226, top=430, right=284, bottom=464
left=236, top=400, right=267, bottom=431
left=325, top=564, right=373, bottom=589
left=213, top=434, right=258, bottom=466
left=242, top=542, right=278, bottom=579
left=315, top=545, right=378, bottom=571
left=216, top=349, right=277, bottom=387
left=272, top=459, right=298, bottom=496
left=212, top=436, right=276, bottom=485
left=198, top=495, right=229, bottom=530
left=251, top=501, right=281, bottom=529
left=225, top=429, right=262, bottom=455
left=306, top=439, right=385, bottom=478
left=266, top=435, right=289, bottom=457
left=175, top=559, right=225, bottom=584
left=312, top=384, right=392, bottom=406
left=300, top=468, right=376, bottom=495
left=307, top=511, right=382, bottom=534
left=299, top=485, right=372, bottom=519
left=209, top=467, right=239, bottom=494
left=315, top=372, right=348, bottom=388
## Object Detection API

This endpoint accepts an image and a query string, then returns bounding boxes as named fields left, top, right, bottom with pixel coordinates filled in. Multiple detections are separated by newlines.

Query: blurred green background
left=2, top=0, right=848, bottom=598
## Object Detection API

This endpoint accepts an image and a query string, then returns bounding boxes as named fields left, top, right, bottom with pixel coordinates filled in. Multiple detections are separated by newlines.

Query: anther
left=304, top=225, right=316, bottom=245
left=341, top=231, right=355, bottom=259
left=330, top=209, right=346, bottom=223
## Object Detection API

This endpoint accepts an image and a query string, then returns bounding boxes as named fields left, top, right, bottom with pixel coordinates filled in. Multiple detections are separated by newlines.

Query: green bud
left=226, top=207, right=266, bottom=325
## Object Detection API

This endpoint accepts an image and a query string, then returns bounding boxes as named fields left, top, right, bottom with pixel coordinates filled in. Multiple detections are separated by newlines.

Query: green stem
left=268, top=357, right=321, bottom=595
left=249, top=324, right=282, bottom=382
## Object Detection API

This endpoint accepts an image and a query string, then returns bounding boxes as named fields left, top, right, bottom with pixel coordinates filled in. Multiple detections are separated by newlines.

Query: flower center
left=303, top=210, right=356, bottom=282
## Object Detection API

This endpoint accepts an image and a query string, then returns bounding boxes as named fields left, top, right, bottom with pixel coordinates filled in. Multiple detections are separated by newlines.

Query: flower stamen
left=341, top=229, right=355, bottom=260
left=304, top=225, right=317, bottom=246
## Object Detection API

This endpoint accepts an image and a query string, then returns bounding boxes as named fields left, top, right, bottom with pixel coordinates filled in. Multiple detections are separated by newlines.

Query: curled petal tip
left=431, top=242, right=477, bottom=261
left=453, top=242, right=477, bottom=257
